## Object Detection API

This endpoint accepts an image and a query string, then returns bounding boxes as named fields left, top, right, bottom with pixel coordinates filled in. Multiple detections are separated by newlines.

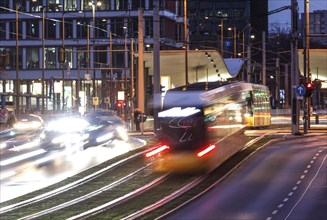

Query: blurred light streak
left=0, top=149, right=46, bottom=166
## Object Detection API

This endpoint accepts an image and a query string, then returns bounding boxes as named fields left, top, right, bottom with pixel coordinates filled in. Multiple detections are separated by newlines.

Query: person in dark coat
left=134, top=108, right=141, bottom=131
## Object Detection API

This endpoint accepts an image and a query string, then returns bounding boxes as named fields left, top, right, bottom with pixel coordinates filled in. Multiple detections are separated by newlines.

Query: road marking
left=285, top=155, right=327, bottom=220
left=265, top=147, right=326, bottom=220
left=272, top=210, right=278, bottom=215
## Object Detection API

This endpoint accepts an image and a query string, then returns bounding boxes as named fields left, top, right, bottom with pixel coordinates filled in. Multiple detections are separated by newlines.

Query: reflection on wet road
left=0, top=137, right=146, bottom=202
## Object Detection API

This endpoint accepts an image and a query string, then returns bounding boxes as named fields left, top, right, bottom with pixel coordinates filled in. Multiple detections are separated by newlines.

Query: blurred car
left=83, top=110, right=128, bottom=149
left=39, top=110, right=128, bottom=152
left=13, top=114, right=44, bottom=133
left=40, top=115, right=89, bottom=152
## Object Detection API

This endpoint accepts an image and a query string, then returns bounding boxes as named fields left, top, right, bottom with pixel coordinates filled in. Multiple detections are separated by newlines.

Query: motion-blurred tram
left=146, top=81, right=271, bottom=172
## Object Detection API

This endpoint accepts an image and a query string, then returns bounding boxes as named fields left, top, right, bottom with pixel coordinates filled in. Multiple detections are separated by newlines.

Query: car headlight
left=96, top=132, right=114, bottom=143
left=116, top=126, right=128, bottom=142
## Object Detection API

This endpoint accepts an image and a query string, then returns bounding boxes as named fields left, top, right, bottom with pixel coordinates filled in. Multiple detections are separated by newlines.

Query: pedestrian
left=134, top=108, right=141, bottom=131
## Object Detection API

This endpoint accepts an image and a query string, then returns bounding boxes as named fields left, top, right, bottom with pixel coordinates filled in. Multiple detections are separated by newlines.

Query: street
left=166, top=134, right=326, bottom=220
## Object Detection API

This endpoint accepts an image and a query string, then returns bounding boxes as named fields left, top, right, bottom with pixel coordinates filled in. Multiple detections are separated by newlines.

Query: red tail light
left=197, top=144, right=216, bottom=157
left=145, top=145, right=170, bottom=158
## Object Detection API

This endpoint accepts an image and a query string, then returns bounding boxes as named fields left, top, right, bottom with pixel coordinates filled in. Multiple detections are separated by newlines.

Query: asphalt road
left=166, top=134, right=327, bottom=220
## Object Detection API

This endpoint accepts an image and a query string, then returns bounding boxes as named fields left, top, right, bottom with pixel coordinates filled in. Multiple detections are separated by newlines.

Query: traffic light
left=116, top=101, right=123, bottom=109
left=305, top=82, right=314, bottom=97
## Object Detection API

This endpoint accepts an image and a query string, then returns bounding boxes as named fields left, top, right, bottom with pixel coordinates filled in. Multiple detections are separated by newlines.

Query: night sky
left=269, top=0, right=327, bottom=28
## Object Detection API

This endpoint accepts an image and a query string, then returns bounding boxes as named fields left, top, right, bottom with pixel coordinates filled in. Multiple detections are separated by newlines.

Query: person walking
left=134, top=108, right=141, bottom=131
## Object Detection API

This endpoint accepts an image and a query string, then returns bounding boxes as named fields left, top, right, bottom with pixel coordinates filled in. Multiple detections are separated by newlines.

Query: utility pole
left=153, top=0, right=160, bottom=133
left=246, top=44, right=251, bottom=83
left=137, top=8, right=145, bottom=113
left=61, top=14, right=65, bottom=112
left=284, top=64, right=289, bottom=108
left=15, top=3, right=20, bottom=115
left=262, top=31, right=266, bottom=86
left=291, top=0, right=300, bottom=135
left=275, top=57, right=280, bottom=108
left=42, top=6, right=45, bottom=113
left=303, top=0, right=309, bottom=133
left=130, top=38, right=135, bottom=131
left=184, top=0, right=188, bottom=85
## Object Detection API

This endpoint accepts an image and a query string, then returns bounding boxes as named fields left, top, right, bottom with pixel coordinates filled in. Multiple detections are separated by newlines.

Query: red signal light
left=145, top=145, right=170, bottom=158
left=307, top=82, right=312, bottom=88
left=197, top=144, right=216, bottom=157
left=305, top=82, right=314, bottom=97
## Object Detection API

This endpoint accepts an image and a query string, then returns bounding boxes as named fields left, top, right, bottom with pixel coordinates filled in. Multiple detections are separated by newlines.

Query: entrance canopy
left=143, top=50, right=242, bottom=88
left=298, top=49, right=327, bottom=88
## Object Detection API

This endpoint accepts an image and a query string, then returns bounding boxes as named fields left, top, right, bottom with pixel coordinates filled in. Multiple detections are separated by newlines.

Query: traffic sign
left=296, top=85, right=306, bottom=96
left=93, top=97, right=99, bottom=106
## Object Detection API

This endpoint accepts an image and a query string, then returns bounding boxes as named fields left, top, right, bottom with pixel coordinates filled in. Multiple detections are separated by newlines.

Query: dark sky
left=269, top=0, right=327, bottom=28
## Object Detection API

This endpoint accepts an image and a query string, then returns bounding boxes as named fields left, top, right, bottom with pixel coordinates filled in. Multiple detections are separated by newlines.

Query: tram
left=146, top=81, right=271, bottom=172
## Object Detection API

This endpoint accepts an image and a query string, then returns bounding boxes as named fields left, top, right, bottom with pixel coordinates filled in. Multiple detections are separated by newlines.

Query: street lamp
left=228, top=27, right=236, bottom=58
left=218, top=20, right=224, bottom=56
left=88, top=1, right=101, bottom=99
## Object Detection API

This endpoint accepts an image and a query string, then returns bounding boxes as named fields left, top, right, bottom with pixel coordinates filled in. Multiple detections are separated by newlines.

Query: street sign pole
left=291, top=0, right=300, bottom=135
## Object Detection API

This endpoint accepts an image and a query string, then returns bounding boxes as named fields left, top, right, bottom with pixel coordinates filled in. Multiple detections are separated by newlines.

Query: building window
left=26, top=48, right=39, bottom=69
left=64, top=0, right=77, bottom=11
left=132, top=0, right=146, bottom=10
left=98, top=0, right=110, bottom=11
left=78, top=49, right=89, bottom=68
left=26, top=20, right=39, bottom=39
left=114, top=0, right=129, bottom=10
left=45, top=47, right=56, bottom=69
left=47, top=0, right=61, bottom=12
left=64, top=19, right=73, bottom=38
left=6, top=48, right=22, bottom=69
left=0, top=23, right=5, bottom=40
left=96, top=19, right=107, bottom=38
left=30, top=0, right=42, bottom=12
left=77, top=19, right=89, bottom=38
left=0, top=1, right=10, bottom=12
left=9, top=22, right=22, bottom=40
left=64, top=47, right=73, bottom=68
left=144, top=17, right=153, bottom=38
left=45, top=19, right=56, bottom=39
left=111, top=18, right=124, bottom=37
left=13, top=0, right=26, bottom=12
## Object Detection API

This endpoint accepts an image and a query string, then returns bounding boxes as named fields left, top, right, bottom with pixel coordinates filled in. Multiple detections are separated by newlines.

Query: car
left=39, top=110, right=128, bottom=152
left=39, top=115, right=89, bottom=153
left=83, top=110, right=128, bottom=149
left=13, top=114, right=44, bottom=133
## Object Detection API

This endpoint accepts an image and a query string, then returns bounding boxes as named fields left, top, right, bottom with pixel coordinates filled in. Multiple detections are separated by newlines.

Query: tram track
left=0, top=132, right=292, bottom=220
left=0, top=144, right=162, bottom=219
